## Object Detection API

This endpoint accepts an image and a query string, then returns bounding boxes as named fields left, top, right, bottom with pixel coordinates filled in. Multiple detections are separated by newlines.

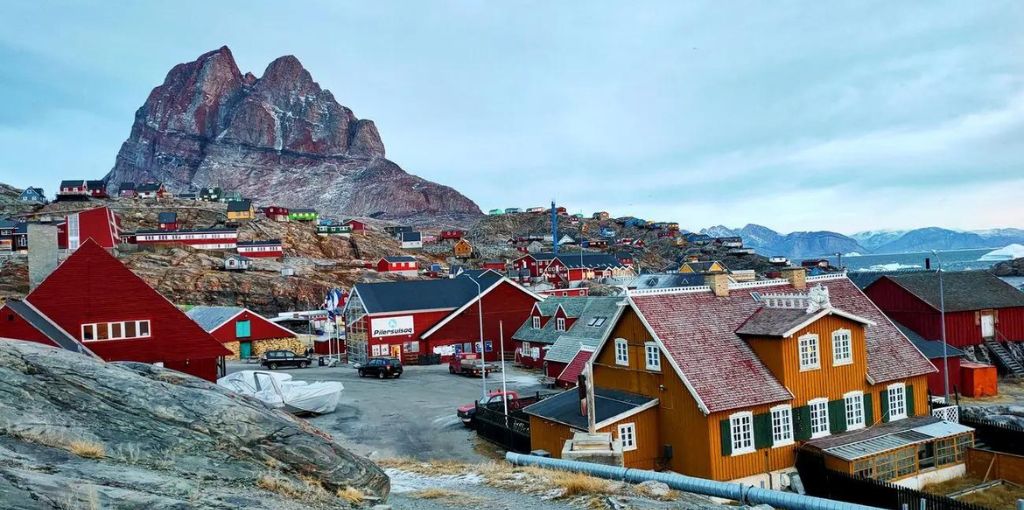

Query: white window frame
left=844, top=391, right=866, bottom=430
left=614, top=338, right=629, bottom=366
left=532, top=316, right=541, bottom=329
left=729, top=411, right=755, bottom=455
left=808, top=398, right=830, bottom=439
left=80, top=320, right=150, bottom=342
left=556, top=317, right=566, bottom=332
left=617, top=422, right=637, bottom=451
left=644, top=342, right=661, bottom=371
left=832, top=329, right=853, bottom=366
left=887, top=383, right=907, bottom=421
left=799, top=333, right=820, bottom=371
left=770, top=404, right=794, bottom=447
left=521, top=341, right=530, bottom=354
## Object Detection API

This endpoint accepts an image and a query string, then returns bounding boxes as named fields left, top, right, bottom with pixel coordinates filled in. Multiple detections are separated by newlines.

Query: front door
left=390, top=344, right=402, bottom=358
left=981, top=313, right=995, bottom=338
left=239, top=341, right=252, bottom=359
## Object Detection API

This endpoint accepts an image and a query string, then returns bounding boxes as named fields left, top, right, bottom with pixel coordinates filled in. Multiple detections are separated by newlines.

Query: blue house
left=19, top=187, right=46, bottom=203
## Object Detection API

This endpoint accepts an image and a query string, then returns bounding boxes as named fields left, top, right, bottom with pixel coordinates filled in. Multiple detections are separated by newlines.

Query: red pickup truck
left=456, top=390, right=520, bottom=426
left=448, top=352, right=500, bottom=377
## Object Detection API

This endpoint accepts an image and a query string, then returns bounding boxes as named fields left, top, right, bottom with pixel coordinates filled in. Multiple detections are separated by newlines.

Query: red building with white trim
left=136, top=228, right=238, bottom=250
left=344, top=272, right=542, bottom=365
left=0, top=240, right=231, bottom=381
left=237, top=239, right=283, bottom=259
left=863, top=271, right=1024, bottom=348
left=187, top=306, right=300, bottom=360
left=377, top=256, right=418, bottom=276
left=57, top=206, right=122, bottom=251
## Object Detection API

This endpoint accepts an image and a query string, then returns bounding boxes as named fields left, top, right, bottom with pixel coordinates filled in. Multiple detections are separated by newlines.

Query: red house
left=236, top=239, right=283, bottom=259
left=57, top=206, right=122, bottom=251
left=262, top=206, right=290, bottom=222
left=158, top=212, right=177, bottom=231
left=481, top=260, right=506, bottom=271
left=344, top=272, right=542, bottom=365
left=187, top=306, right=301, bottom=360
left=441, top=229, right=466, bottom=240
left=512, top=252, right=559, bottom=278
left=377, top=256, right=418, bottom=277
left=86, top=180, right=108, bottom=198
left=0, top=240, right=231, bottom=381
left=864, top=271, right=1024, bottom=349
left=344, top=219, right=367, bottom=233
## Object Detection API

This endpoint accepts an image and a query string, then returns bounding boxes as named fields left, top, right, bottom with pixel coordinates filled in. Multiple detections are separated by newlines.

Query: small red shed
left=344, top=219, right=367, bottom=233
left=187, top=306, right=301, bottom=360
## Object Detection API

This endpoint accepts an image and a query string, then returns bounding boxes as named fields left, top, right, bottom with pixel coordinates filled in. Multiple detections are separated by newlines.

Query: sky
left=1, top=1, right=1022, bottom=234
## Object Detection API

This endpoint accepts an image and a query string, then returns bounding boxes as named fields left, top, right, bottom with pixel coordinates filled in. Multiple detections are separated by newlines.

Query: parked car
left=456, top=390, right=520, bottom=427
left=260, top=350, right=312, bottom=370
left=358, top=357, right=403, bottom=379
left=448, top=352, right=500, bottom=377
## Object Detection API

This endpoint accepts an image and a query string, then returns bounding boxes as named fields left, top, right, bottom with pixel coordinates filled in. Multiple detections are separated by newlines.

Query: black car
left=260, top=350, right=312, bottom=370
left=358, top=357, right=403, bottom=379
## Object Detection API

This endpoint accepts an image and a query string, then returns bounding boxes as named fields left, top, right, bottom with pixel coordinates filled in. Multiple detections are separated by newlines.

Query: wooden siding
left=528, top=405, right=661, bottom=469
left=589, top=306, right=931, bottom=481
left=423, top=282, right=539, bottom=362
left=864, top=278, right=1024, bottom=347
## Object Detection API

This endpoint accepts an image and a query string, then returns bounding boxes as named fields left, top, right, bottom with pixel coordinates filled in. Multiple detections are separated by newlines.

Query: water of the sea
left=801, top=248, right=996, bottom=272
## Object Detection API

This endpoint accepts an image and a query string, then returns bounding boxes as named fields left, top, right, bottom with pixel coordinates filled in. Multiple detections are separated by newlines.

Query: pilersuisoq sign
left=371, top=316, right=415, bottom=337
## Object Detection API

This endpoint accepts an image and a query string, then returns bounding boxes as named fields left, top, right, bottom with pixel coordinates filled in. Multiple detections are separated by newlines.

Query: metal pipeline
left=505, top=452, right=881, bottom=510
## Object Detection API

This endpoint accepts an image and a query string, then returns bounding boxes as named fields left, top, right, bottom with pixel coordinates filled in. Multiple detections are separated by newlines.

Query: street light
left=932, top=250, right=950, bottom=403
left=460, top=273, right=488, bottom=401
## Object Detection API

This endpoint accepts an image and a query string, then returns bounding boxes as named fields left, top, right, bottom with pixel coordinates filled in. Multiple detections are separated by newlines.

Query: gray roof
left=806, top=416, right=972, bottom=461
left=226, top=199, right=252, bottom=212
left=136, top=182, right=162, bottom=192
left=847, top=269, right=930, bottom=290
left=879, top=271, right=1024, bottom=312
left=557, top=254, right=623, bottom=269
left=4, top=299, right=94, bottom=356
left=523, top=387, right=655, bottom=431
left=158, top=212, right=176, bottom=223
left=892, top=320, right=965, bottom=359
left=513, top=296, right=623, bottom=347
left=735, top=308, right=816, bottom=337
left=350, top=272, right=504, bottom=315
left=186, top=306, right=244, bottom=331
left=383, top=256, right=416, bottom=263
left=627, top=273, right=706, bottom=290
left=401, top=231, right=422, bottom=242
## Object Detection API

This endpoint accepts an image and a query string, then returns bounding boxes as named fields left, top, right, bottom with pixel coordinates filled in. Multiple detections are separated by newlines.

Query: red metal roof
left=557, top=348, right=593, bottom=387
left=628, top=275, right=935, bottom=414
left=11, top=240, right=230, bottom=363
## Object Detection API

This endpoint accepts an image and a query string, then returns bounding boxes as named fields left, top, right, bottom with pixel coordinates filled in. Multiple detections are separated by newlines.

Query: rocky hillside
left=102, top=46, right=481, bottom=225
left=0, top=341, right=388, bottom=509
left=1, top=199, right=444, bottom=314
left=992, top=257, right=1024, bottom=277
left=0, top=183, right=39, bottom=218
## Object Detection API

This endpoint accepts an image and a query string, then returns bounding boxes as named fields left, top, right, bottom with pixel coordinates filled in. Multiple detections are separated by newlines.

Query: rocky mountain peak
left=104, top=46, right=480, bottom=222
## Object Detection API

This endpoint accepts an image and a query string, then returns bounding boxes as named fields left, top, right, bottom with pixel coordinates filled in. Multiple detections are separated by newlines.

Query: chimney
left=28, top=223, right=59, bottom=290
left=704, top=272, right=730, bottom=297
left=780, top=267, right=807, bottom=290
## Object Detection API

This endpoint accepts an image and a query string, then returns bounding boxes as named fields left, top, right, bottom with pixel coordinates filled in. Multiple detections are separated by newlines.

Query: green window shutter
left=879, top=389, right=890, bottom=423
left=794, top=405, right=812, bottom=441
left=906, top=384, right=915, bottom=417
left=754, top=413, right=772, bottom=449
left=828, top=400, right=847, bottom=433
left=236, top=320, right=251, bottom=338
left=720, top=419, right=732, bottom=456
left=863, top=393, right=874, bottom=426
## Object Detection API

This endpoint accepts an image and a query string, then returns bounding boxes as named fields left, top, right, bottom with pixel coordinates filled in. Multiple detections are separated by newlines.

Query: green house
left=289, top=208, right=319, bottom=222
left=488, top=209, right=504, bottom=215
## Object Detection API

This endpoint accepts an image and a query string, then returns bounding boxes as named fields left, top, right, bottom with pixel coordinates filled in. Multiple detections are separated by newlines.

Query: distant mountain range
left=700, top=225, right=1024, bottom=259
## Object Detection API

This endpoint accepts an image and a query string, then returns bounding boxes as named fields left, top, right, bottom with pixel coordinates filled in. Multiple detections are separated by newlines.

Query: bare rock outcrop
left=103, top=46, right=481, bottom=224
left=0, top=341, right=389, bottom=509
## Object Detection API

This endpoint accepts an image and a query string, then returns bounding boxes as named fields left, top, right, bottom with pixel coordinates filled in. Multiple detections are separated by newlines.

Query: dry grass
left=336, top=486, right=364, bottom=504
left=409, top=488, right=486, bottom=506
left=68, top=440, right=106, bottom=459
left=377, top=457, right=472, bottom=476
left=925, top=477, right=1024, bottom=510
left=547, top=470, right=615, bottom=497
left=257, top=473, right=304, bottom=500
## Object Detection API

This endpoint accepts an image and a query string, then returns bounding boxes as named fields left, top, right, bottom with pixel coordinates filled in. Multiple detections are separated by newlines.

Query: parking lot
left=226, top=360, right=551, bottom=462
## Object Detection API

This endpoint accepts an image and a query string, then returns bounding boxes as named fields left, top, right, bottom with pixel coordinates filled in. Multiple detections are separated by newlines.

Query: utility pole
left=461, top=273, right=487, bottom=401
left=932, top=250, right=950, bottom=403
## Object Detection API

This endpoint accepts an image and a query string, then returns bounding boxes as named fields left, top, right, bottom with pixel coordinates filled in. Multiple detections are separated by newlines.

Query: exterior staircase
left=983, top=337, right=1024, bottom=378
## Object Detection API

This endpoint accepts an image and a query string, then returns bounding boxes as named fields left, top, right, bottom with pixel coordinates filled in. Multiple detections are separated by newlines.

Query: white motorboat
left=218, top=370, right=343, bottom=415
